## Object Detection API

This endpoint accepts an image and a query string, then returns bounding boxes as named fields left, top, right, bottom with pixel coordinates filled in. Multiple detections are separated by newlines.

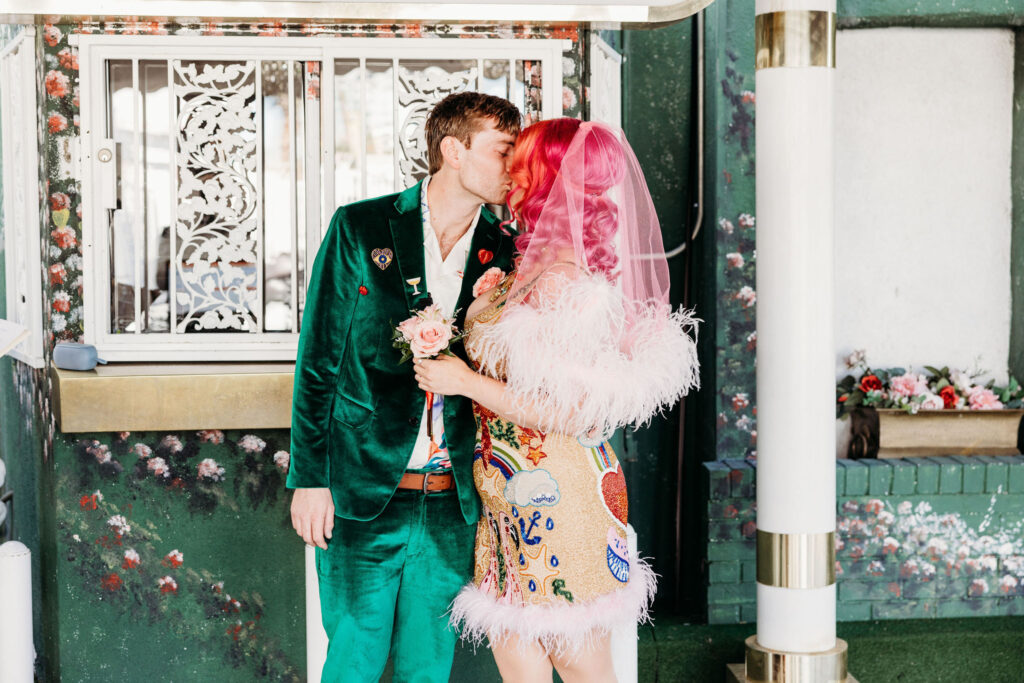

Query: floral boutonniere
left=472, top=267, right=506, bottom=298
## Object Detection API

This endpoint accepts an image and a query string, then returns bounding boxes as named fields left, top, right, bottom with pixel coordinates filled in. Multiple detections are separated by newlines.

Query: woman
left=414, top=118, right=698, bottom=681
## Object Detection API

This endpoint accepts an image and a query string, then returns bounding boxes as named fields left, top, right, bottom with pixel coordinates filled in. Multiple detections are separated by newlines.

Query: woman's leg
left=549, top=632, right=617, bottom=683
left=489, top=634, right=554, bottom=683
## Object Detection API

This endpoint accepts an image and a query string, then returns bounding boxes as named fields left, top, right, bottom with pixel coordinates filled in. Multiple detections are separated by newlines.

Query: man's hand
left=290, top=487, right=335, bottom=550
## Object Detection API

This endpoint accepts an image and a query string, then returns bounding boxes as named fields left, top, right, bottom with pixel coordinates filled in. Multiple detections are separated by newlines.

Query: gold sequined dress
left=448, top=276, right=656, bottom=655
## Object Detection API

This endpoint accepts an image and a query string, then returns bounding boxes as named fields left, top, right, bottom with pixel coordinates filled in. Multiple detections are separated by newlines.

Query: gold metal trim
left=0, top=0, right=715, bottom=26
left=756, top=529, right=835, bottom=589
left=52, top=364, right=294, bottom=432
left=745, top=636, right=849, bottom=683
left=755, top=10, right=836, bottom=70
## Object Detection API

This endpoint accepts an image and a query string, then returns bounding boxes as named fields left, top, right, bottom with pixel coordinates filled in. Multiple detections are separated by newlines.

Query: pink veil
left=507, top=121, right=672, bottom=344
left=475, top=120, right=699, bottom=439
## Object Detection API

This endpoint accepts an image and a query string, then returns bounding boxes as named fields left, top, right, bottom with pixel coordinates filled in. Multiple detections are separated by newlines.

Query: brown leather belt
left=397, top=471, right=455, bottom=494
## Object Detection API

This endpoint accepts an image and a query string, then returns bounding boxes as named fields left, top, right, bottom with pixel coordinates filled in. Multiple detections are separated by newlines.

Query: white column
left=753, top=0, right=842, bottom=670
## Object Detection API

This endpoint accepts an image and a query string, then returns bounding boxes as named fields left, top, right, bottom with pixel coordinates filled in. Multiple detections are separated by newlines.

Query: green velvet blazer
left=287, top=181, right=517, bottom=525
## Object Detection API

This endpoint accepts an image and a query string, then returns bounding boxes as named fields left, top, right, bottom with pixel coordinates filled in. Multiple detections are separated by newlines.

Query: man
left=287, top=92, right=521, bottom=682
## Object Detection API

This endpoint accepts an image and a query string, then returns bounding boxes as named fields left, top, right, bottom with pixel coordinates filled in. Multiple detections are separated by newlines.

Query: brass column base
left=725, top=637, right=854, bottom=683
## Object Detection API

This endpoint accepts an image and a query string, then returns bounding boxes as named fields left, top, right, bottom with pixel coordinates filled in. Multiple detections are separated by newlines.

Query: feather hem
left=448, top=556, right=657, bottom=660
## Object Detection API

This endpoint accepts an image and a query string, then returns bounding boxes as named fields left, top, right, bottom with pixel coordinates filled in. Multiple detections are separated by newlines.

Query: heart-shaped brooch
left=478, top=249, right=494, bottom=265
left=371, top=248, right=394, bottom=270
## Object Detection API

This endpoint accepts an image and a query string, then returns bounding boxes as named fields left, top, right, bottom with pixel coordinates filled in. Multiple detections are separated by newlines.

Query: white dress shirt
left=405, top=177, right=482, bottom=470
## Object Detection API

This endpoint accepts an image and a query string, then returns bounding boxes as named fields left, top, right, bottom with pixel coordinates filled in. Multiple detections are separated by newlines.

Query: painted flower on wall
left=132, top=443, right=152, bottom=458
left=160, top=435, right=184, bottom=453
left=45, top=69, right=70, bottom=98
left=197, top=458, right=225, bottom=482
left=273, top=451, right=290, bottom=472
left=107, top=515, right=131, bottom=537
left=48, top=112, right=68, bottom=134
left=101, top=573, right=124, bottom=591
left=238, top=435, right=266, bottom=454
left=197, top=429, right=225, bottom=444
left=162, top=549, right=184, bottom=569
left=57, top=47, right=78, bottom=70
left=158, top=576, right=178, bottom=593
left=43, top=24, right=62, bottom=46
left=49, top=263, right=67, bottom=286
left=147, top=457, right=170, bottom=478
left=52, top=291, right=71, bottom=313
left=122, top=548, right=141, bottom=569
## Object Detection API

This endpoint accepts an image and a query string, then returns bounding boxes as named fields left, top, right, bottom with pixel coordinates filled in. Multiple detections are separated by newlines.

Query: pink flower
left=734, top=286, right=756, bottom=309
left=43, top=24, right=62, bottom=47
left=562, top=86, right=577, bottom=111
left=409, top=320, right=453, bottom=358
left=158, top=576, right=178, bottom=593
left=726, top=253, right=744, bottom=269
left=57, top=47, right=78, bottom=70
left=883, top=537, right=900, bottom=555
left=132, top=443, right=152, bottom=458
left=472, top=267, right=506, bottom=298
left=273, top=451, right=290, bottom=472
left=967, top=386, right=1003, bottom=411
left=52, top=291, right=71, bottom=313
left=738, top=213, right=755, bottom=229
left=147, top=456, right=170, bottom=478
left=238, top=434, right=266, bottom=453
left=890, top=373, right=928, bottom=398
left=968, top=579, right=988, bottom=597
left=197, top=458, right=225, bottom=481
left=197, top=429, right=224, bottom=444
left=160, top=435, right=183, bottom=453
left=999, top=575, right=1018, bottom=594
left=397, top=317, right=419, bottom=342
left=741, top=90, right=756, bottom=104
left=864, top=499, right=884, bottom=515
left=920, top=393, right=944, bottom=410
left=718, top=218, right=734, bottom=234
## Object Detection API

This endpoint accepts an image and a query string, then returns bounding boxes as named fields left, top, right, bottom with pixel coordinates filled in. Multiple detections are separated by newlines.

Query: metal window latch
left=95, top=138, right=118, bottom=210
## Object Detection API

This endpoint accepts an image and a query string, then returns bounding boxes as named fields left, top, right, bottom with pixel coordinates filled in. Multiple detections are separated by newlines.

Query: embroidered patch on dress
left=607, top=527, right=630, bottom=582
left=371, top=248, right=393, bottom=270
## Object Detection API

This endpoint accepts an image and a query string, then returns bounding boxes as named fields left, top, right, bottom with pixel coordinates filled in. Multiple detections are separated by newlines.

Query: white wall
left=834, top=28, right=1014, bottom=381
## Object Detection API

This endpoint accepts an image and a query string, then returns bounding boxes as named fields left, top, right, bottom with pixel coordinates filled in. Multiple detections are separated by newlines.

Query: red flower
left=44, top=70, right=70, bottom=98
left=48, top=113, right=68, bottom=134
left=939, top=385, right=958, bottom=409
left=838, top=395, right=848, bottom=403
left=49, top=192, right=71, bottom=211
left=51, top=226, right=76, bottom=248
left=100, top=573, right=123, bottom=591
left=57, top=47, right=78, bottom=70
left=49, top=263, right=67, bottom=285
left=79, top=493, right=99, bottom=510
left=860, top=374, right=883, bottom=392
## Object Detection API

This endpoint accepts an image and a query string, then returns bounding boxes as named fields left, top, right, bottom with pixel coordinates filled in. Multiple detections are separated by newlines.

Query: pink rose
left=418, top=303, right=446, bottom=323
left=890, top=372, right=927, bottom=398
left=409, top=320, right=452, bottom=358
left=398, top=317, right=419, bottom=341
left=472, top=267, right=506, bottom=298
left=967, top=386, right=1003, bottom=411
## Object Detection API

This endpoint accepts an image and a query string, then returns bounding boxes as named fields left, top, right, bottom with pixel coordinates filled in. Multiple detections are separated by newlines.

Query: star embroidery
left=525, top=446, right=547, bottom=466
left=517, top=429, right=547, bottom=466
left=519, top=544, right=560, bottom=595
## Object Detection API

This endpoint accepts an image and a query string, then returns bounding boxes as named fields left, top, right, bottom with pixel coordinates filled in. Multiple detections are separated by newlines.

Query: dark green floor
left=438, top=616, right=1024, bottom=682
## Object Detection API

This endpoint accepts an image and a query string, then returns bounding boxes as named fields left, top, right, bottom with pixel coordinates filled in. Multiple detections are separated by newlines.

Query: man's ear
left=440, top=135, right=464, bottom=170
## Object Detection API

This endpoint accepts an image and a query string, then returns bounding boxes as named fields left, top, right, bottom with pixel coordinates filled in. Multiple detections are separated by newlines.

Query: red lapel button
left=358, top=285, right=368, bottom=295
left=478, top=249, right=494, bottom=265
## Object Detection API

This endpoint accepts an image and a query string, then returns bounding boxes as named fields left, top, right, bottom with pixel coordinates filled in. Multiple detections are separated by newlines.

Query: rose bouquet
left=836, top=350, right=1023, bottom=417
left=393, top=303, right=464, bottom=438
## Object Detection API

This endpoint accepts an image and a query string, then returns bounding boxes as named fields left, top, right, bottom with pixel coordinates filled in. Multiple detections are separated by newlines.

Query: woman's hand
left=414, top=354, right=478, bottom=398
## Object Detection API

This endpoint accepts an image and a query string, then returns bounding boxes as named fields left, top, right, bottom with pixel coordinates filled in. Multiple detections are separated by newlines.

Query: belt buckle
left=422, top=472, right=436, bottom=495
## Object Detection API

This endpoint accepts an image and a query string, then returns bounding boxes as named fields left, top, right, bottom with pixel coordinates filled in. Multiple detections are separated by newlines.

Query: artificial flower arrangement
left=836, top=350, right=1023, bottom=417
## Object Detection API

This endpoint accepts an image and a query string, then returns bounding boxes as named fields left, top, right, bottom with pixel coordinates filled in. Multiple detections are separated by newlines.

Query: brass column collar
left=745, top=636, right=849, bottom=683
left=756, top=529, right=836, bottom=589
left=755, top=10, right=836, bottom=70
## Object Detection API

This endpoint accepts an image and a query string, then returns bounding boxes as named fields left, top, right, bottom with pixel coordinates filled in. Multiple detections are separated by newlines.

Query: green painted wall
left=1010, top=30, right=1024, bottom=387
left=706, top=456, right=1024, bottom=624
left=839, top=0, right=1024, bottom=27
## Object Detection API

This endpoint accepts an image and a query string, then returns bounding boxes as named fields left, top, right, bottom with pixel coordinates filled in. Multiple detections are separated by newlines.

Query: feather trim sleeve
left=470, top=273, right=700, bottom=438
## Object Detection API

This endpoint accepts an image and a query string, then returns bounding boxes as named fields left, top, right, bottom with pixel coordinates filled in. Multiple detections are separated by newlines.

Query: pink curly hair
left=506, top=118, right=625, bottom=278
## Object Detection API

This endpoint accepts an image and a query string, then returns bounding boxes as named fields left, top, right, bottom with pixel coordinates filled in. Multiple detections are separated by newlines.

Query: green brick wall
left=705, top=456, right=1024, bottom=624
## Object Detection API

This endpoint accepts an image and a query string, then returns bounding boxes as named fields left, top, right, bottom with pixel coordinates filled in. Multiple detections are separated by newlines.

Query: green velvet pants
left=315, top=485, right=476, bottom=683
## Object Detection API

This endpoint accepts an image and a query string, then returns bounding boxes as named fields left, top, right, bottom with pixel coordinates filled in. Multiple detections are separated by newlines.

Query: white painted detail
left=1, top=28, right=44, bottom=368
left=756, top=583, right=836, bottom=652
left=77, top=35, right=564, bottom=361
left=834, top=28, right=1014, bottom=381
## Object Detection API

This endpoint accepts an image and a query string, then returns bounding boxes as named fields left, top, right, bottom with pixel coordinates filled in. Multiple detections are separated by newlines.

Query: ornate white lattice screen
left=1, top=28, right=44, bottom=368
left=78, top=36, right=566, bottom=361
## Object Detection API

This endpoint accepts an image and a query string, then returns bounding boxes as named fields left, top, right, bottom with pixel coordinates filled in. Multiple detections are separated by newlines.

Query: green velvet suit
left=287, top=181, right=516, bottom=682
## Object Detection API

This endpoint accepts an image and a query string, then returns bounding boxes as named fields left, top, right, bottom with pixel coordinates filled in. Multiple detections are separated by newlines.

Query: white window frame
left=1, top=27, right=44, bottom=368
left=76, top=34, right=568, bottom=362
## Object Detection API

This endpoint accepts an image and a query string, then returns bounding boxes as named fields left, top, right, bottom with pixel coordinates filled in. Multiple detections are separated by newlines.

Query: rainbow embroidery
left=475, top=441, right=525, bottom=480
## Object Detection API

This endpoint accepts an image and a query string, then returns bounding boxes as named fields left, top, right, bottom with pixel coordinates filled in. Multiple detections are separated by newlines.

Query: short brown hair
left=425, top=92, right=521, bottom=174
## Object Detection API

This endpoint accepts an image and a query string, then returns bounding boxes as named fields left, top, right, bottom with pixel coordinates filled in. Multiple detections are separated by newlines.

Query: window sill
left=52, top=363, right=294, bottom=433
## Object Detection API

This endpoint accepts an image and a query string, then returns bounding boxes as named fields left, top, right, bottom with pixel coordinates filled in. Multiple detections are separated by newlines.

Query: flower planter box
left=876, top=409, right=1024, bottom=458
